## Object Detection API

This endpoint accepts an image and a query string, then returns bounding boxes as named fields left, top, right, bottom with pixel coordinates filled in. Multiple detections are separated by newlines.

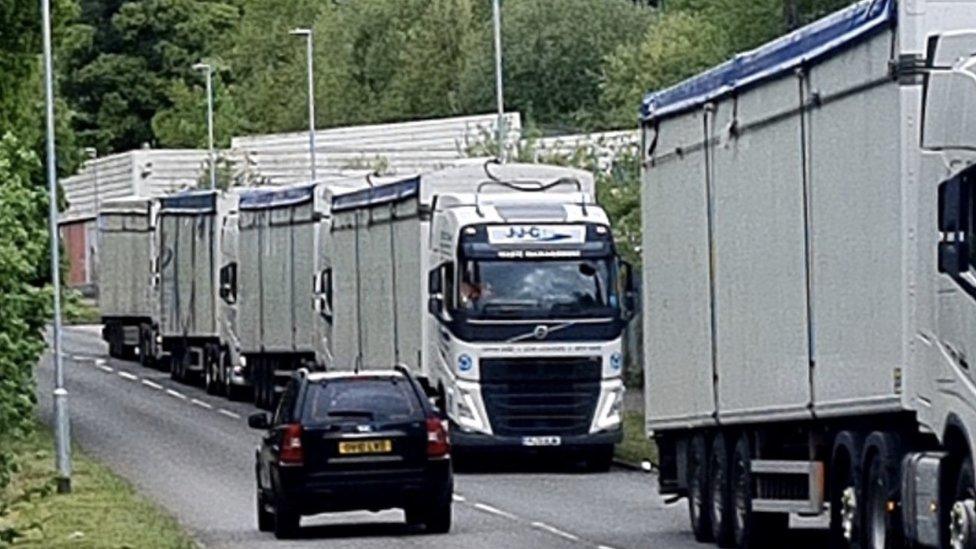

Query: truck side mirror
left=620, top=260, right=639, bottom=319
left=428, top=266, right=442, bottom=294
left=428, top=296, right=444, bottom=317
left=313, top=268, right=333, bottom=321
left=219, top=263, right=237, bottom=304
left=922, top=64, right=976, bottom=151
left=939, top=241, right=969, bottom=276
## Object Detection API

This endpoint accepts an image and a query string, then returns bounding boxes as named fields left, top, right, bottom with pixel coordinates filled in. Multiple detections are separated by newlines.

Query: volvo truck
left=323, top=163, right=638, bottom=468
left=98, top=196, right=160, bottom=366
left=640, top=0, right=976, bottom=547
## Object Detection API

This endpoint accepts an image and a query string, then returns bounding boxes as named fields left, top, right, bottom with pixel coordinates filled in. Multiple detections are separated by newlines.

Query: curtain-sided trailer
left=156, top=190, right=237, bottom=384
left=98, top=196, right=158, bottom=365
left=640, top=0, right=976, bottom=547
left=324, top=164, right=638, bottom=467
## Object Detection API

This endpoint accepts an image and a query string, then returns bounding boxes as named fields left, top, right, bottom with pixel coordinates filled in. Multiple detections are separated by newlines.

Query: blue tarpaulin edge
left=639, top=0, right=895, bottom=121
left=238, top=183, right=316, bottom=210
left=331, top=176, right=421, bottom=212
left=159, top=189, right=217, bottom=212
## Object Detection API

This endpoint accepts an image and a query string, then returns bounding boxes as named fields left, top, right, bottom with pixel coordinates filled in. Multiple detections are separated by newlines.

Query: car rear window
left=301, top=377, right=423, bottom=424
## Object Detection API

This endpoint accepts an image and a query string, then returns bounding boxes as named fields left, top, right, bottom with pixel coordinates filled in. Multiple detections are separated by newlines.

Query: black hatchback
left=249, top=368, right=453, bottom=539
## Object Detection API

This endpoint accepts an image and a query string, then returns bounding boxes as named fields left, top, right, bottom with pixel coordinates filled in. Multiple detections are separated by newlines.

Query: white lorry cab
left=640, top=0, right=976, bottom=547
left=324, top=162, right=638, bottom=467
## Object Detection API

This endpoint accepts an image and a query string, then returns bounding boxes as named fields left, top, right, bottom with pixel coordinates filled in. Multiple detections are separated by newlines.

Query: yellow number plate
left=338, top=439, right=393, bottom=455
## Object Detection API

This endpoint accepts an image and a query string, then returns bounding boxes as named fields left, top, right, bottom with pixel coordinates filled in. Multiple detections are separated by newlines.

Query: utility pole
left=41, top=0, right=72, bottom=495
left=492, top=0, right=506, bottom=161
left=193, top=63, right=216, bottom=189
left=85, top=147, right=99, bottom=286
left=290, top=28, right=317, bottom=184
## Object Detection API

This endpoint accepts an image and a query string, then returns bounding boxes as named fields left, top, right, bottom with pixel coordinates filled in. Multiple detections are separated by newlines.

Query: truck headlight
left=593, top=386, right=623, bottom=431
left=454, top=384, right=489, bottom=434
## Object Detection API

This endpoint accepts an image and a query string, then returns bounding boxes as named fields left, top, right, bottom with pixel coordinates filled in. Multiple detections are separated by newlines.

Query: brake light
left=426, top=416, right=450, bottom=458
left=279, top=423, right=304, bottom=466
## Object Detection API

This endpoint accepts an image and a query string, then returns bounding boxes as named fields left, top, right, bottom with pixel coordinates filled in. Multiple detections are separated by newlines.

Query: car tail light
left=279, top=423, right=304, bottom=466
left=426, top=416, right=450, bottom=458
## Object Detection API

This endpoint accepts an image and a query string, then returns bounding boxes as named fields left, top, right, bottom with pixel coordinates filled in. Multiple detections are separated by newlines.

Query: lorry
left=323, top=163, right=638, bottom=468
left=640, top=0, right=976, bottom=547
left=98, top=196, right=159, bottom=366
left=155, top=189, right=238, bottom=385
left=219, top=180, right=365, bottom=408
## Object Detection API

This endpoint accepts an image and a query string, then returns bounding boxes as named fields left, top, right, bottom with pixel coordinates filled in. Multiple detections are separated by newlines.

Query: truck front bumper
left=450, top=427, right=622, bottom=450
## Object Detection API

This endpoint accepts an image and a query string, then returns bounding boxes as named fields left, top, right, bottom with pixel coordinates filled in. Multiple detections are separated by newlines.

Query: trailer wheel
left=170, top=347, right=185, bottom=382
left=731, top=433, right=788, bottom=549
left=831, top=431, right=865, bottom=548
left=204, top=345, right=218, bottom=395
left=949, top=456, right=976, bottom=549
left=710, top=432, right=735, bottom=547
left=252, top=357, right=265, bottom=409
left=137, top=324, right=154, bottom=368
left=862, top=432, right=903, bottom=549
left=688, top=433, right=713, bottom=542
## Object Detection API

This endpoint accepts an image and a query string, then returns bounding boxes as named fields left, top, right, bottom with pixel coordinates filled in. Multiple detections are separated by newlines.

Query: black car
left=249, top=367, right=453, bottom=539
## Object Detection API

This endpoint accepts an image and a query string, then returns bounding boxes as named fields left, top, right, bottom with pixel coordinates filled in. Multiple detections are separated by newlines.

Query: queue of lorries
left=95, top=0, right=976, bottom=546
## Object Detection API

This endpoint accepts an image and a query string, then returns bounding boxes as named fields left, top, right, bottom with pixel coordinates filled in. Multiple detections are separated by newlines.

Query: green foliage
left=459, top=0, right=655, bottom=131
left=0, top=134, right=50, bottom=491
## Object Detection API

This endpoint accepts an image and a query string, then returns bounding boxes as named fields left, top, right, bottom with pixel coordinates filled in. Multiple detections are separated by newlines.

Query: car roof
left=304, top=370, right=406, bottom=383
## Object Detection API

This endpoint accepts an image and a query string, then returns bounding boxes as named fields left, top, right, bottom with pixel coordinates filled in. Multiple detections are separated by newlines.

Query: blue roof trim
left=640, top=0, right=895, bottom=121
left=331, top=177, right=421, bottom=212
left=239, top=183, right=315, bottom=210
left=159, top=190, right=217, bottom=212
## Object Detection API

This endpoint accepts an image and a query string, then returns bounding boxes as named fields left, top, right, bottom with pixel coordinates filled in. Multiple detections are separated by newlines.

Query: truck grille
left=480, top=357, right=601, bottom=437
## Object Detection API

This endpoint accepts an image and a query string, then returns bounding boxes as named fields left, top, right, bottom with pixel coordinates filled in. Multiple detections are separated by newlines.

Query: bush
left=0, top=133, right=50, bottom=491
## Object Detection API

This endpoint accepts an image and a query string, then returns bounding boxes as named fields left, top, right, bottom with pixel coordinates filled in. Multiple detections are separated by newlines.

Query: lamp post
left=290, top=28, right=317, bottom=184
left=193, top=63, right=216, bottom=189
left=492, top=0, right=506, bottom=161
left=84, top=147, right=99, bottom=286
left=41, top=0, right=72, bottom=494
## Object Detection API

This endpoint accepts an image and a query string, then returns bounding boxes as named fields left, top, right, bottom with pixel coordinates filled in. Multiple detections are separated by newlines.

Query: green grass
left=0, top=425, right=196, bottom=548
left=63, top=296, right=100, bottom=326
left=615, top=410, right=658, bottom=467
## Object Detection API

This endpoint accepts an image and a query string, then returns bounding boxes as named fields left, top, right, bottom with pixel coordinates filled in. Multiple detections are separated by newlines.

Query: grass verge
left=615, top=410, right=657, bottom=467
left=0, top=424, right=195, bottom=548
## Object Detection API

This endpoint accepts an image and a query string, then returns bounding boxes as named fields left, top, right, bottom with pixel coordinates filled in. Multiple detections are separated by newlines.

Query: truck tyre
left=204, top=344, right=219, bottom=395
left=831, top=431, right=865, bottom=549
left=688, top=433, right=713, bottom=542
left=273, top=497, right=300, bottom=539
left=138, top=324, right=154, bottom=368
left=949, top=456, right=976, bottom=549
left=861, top=432, right=904, bottom=549
left=709, top=432, right=735, bottom=547
left=731, top=433, right=788, bottom=549
left=585, top=445, right=615, bottom=473
left=252, top=357, right=265, bottom=409
left=170, top=347, right=185, bottom=382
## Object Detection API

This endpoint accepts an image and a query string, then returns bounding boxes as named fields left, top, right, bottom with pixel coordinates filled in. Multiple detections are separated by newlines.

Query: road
left=35, top=325, right=697, bottom=549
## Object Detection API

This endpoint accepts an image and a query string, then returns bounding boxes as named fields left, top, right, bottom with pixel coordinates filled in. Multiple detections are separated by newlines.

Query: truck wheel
left=204, top=345, right=219, bottom=395
left=688, top=433, right=713, bottom=542
left=170, top=348, right=184, bottom=382
left=709, top=432, right=734, bottom=547
left=731, top=433, right=787, bottom=549
left=949, top=456, right=976, bottom=549
left=862, top=432, right=903, bottom=549
left=137, top=325, right=154, bottom=368
left=830, top=431, right=864, bottom=549
left=252, top=357, right=265, bottom=409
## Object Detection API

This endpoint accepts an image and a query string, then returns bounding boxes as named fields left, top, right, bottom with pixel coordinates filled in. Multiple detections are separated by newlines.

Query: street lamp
left=492, top=0, right=506, bottom=161
left=290, top=27, right=317, bottom=184
left=41, top=0, right=72, bottom=494
left=193, top=62, right=216, bottom=189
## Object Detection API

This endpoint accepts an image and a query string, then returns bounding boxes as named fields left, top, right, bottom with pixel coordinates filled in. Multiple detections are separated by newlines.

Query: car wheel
left=273, top=497, right=300, bottom=539
left=425, top=494, right=452, bottom=534
left=256, top=490, right=273, bottom=532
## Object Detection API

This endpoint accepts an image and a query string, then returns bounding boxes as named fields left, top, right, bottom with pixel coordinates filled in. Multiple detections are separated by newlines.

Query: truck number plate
left=522, top=436, right=561, bottom=447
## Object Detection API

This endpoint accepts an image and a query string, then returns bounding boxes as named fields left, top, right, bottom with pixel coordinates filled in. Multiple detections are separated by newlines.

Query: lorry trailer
left=98, top=196, right=159, bottom=366
left=325, top=163, right=638, bottom=467
left=640, top=0, right=976, bottom=547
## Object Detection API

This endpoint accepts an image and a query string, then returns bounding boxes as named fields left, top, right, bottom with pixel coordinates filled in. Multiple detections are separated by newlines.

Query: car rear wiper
left=326, top=410, right=375, bottom=419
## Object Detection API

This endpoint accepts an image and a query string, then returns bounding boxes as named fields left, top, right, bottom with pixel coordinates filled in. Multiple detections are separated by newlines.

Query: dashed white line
left=191, top=399, right=213, bottom=410
left=452, top=494, right=466, bottom=503
left=165, top=389, right=187, bottom=400
left=473, top=502, right=519, bottom=521
left=94, top=359, right=107, bottom=367
left=98, top=364, right=114, bottom=373
left=141, top=379, right=163, bottom=390
left=117, top=371, right=138, bottom=381
left=531, top=522, right=581, bottom=542
left=598, top=545, right=619, bottom=549
left=218, top=409, right=241, bottom=419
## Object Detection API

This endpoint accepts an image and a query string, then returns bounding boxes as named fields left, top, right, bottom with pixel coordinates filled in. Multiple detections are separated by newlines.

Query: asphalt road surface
left=33, top=326, right=709, bottom=548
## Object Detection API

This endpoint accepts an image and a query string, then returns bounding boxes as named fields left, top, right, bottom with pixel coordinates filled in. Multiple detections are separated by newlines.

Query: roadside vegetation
left=0, top=424, right=195, bottom=547
left=616, top=411, right=657, bottom=467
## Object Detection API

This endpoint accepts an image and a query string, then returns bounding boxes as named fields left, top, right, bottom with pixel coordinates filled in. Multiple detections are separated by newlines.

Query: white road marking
left=70, top=354, right=92, bottom=362
left=452, top=494, right=466, bottom=503
left=473, top=502, right=519, bottom=521
left=218, top=409, right=241, bottom=419
left=531, top=522, right=581, bottom=542
left=117, top=371, right=138, bottom=381
left=141, top=379, right=163, bottom=390
left=598, top=545, right=619, bottom=549
left=191, top=399, right=213, bottom=410
left=94, top=359, right=106, bottom=367
left=98, top=364, right=114, bottom=373
left=166, top=389, right=187, bottom=400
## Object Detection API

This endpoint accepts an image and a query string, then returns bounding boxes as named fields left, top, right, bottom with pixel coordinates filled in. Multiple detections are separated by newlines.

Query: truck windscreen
left=458, top=258, right=619, bottom=319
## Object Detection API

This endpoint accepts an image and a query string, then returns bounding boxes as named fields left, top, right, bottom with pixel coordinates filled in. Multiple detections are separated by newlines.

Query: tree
left=458, top=0, right=655, bottom=132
